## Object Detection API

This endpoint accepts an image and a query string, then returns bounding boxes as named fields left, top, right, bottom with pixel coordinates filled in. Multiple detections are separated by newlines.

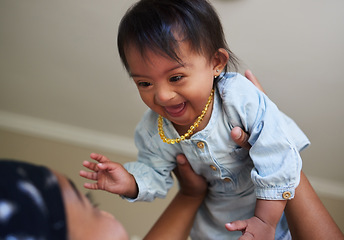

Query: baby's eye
left=169, top=75, right=183, bottom=82
left=137, top=81, right=151, bottom=87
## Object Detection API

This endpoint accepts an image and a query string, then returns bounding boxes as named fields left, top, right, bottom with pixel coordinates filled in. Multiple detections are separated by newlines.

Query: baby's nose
left=155, top=87, right=175, bottom=104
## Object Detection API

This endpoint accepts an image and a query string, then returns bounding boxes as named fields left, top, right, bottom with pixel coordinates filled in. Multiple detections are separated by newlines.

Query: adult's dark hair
left=117, top=0, right=238, bottom=73
left=0, top=159, right=67, bottom=240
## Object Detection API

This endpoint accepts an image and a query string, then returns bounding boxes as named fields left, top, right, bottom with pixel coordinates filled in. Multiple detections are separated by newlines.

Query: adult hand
left=144, top=155, right=207, bottom=240
left=229, top=69, right=266, bottom=150
left=173, top=154, right=207, bottom=198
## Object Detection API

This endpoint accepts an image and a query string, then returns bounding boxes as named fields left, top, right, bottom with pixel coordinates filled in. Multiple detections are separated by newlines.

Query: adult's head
left=0, top=159, right=129, bottom=240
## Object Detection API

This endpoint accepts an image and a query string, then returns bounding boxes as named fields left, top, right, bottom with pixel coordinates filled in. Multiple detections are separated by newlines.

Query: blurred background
left=1, top=0, right=343, bottom=238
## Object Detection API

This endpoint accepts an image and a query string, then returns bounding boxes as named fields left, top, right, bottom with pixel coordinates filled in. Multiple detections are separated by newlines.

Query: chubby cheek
left=140, top=93, right=152, bottom=108
left=139, top=92, right=161, bottom=113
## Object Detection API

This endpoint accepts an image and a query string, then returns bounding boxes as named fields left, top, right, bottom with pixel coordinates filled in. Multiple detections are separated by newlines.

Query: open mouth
left=164, top=102, right=186, bottom=117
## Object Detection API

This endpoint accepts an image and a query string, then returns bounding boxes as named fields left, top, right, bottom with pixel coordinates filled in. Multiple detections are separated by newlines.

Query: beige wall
left=1, top=0, right=343, bottom=183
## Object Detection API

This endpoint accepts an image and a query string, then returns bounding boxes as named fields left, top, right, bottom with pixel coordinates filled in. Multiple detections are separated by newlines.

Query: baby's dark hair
left=117, top=0, right=238, bottom=73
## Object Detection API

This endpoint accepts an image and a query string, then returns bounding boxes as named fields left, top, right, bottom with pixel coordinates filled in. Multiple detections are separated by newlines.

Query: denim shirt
left=124, top=73, right=310, bottom=239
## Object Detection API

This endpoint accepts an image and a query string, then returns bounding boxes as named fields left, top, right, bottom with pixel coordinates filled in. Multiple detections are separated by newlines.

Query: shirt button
left=223, top=178, right=231, bottom=182
left=209, top=165, right=217, bottom=171
left=282, top=191, right=292, bottom=199
left=197, top=142, right=205, bottom=149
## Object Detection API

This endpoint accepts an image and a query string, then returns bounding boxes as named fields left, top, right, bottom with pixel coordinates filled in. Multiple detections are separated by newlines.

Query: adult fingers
left=231, top=127, right=251, bottom=150
left=245, top=69, right=265, bottom=93
left=174, top=154, right=207, bottom=196
left=173, top=154, right=192, bottom=179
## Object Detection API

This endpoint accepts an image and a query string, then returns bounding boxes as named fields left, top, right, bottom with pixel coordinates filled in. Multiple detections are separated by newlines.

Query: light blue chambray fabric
left=124, top=72, right=310, bottom=240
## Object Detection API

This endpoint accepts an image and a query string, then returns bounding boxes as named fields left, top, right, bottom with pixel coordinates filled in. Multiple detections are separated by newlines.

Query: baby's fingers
left=238, top=233, right=254, bottom=240
left=82, top=160, right=99, bottom=171
left=96, top=162, right=120, bottom=172
left=90, top=153, right=112, bottom=163
left=83, top=182, right=100, bottom=190
left=79, top=169, right=98, bottom=181
left=225, top=220, right=247, bottom=232
left=226, top=221, right=254, bottom=240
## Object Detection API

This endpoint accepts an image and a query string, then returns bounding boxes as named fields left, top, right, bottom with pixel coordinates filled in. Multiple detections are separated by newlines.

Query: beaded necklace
left=158, top=89, right=214, bottom=144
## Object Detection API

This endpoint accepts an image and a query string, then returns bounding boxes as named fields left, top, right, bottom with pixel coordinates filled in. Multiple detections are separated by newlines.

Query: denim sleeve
left=219, top=73, right=304, bottom=200
left=279, top=111, right=310, bottom=152
left=123, top=111, right=175, bottom=202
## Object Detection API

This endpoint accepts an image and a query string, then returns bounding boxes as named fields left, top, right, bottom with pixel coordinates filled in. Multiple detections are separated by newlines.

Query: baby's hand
left=79, top=153, right=138, bottom=198
left=225, top=216, right=275, bottom=240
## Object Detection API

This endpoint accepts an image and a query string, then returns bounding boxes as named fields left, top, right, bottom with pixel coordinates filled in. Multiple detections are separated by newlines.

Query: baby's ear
left=213, top=48, right=229, bottom=76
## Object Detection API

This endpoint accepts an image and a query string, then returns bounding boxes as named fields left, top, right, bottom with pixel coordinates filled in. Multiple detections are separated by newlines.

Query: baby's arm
left=226, top=199, right=286, bottom=239
left=79, top=153, right=138, bottom=198
left=225, top=70, right=295, bottom=239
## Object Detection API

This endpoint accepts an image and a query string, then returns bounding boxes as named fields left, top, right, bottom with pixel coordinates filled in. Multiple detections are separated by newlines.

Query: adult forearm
left=144, top=192, right=204, bottom=240
left=285, top=171, right=343, bottom=240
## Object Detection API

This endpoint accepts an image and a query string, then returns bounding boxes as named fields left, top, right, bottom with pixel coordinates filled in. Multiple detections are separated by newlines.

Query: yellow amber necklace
left=158, top=89, right=214, bottom=144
